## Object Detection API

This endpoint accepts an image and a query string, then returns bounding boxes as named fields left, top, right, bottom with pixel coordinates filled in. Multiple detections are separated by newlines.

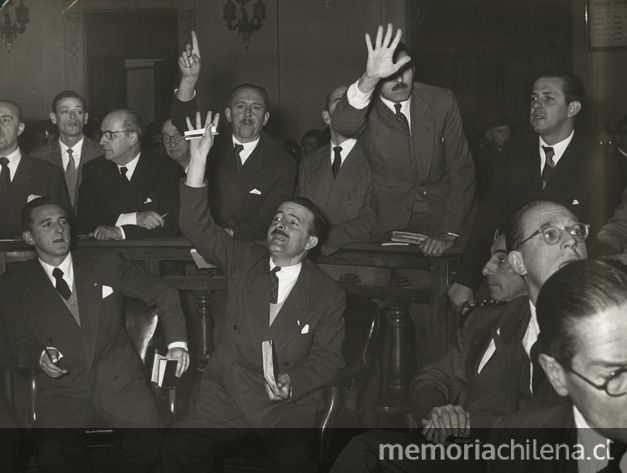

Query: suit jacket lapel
left=410, top=88, right=434, bottom=180
left=244, top=255, right=273, bottom=343
left=73, top=254, right=102, bottom=370
left=222, top=141, right=266, bottom=221
left=50, top=140, right=64, bottom=170
left=271, top=264, right=310, bottom=353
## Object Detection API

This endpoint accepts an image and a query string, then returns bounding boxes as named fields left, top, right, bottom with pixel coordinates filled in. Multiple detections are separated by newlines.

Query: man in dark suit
left=0, top=100, right=70, bottom=238
left=449, top=71, right=623, bottom=311
left=331, top=24, right=475, bottom=257
left=76, top=109, right=184, bottom=239
left=297, top=85, right=377, bottom=254
left=0, top=197, right=189, bottom=472
left=171, top=31, right=296, bottom=241
left=161, top=113, right=345, bottom=473
left=489, top=258, right=627, bottom=472
left=32, top=90, right=102, bottom=208
left=329, top=200, right=587, bottom=472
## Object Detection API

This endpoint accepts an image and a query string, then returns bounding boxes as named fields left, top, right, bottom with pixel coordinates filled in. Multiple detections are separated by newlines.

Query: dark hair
left=536, top=258, right=627, bottom=366
left=0, top=100, right=23, bottom=121
left=392, top=41, right=413, bottom=63
left=20, top=197, right=69, bottom=232
left=504, top=200, right=562, bottom=251
left=51, top=90, right=87, bottom=113
left=616, top=115, right=627, bottom=136
left=284, top=196, right=328, bottom=245
left=228, top=83, right=269, bottom=109
left=533, top=69, right=585, bottom=108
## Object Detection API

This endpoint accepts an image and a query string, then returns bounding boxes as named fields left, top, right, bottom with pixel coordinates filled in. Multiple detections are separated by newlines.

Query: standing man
left=171, top=31, right=296, bottom=241
left=162, top=113, right=345, bottom=472
left=331, top=24, right=475, bottom=257
left=76, top=109, right=184, bottom=240
left=33, top=90, right=102, bottom=208
left=0, top=100, right=70, bottom=238
left=449, top=70, right=623, bottom=310
left=0, top=197, right=189, bottom=472
left=297, top=85, right=377, bottom=254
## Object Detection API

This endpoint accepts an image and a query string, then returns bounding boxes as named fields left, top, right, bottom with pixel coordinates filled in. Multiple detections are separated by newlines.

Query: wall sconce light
left=223, top=0, right=266, bottom=50
left=1, top=0, right=29, bottom=52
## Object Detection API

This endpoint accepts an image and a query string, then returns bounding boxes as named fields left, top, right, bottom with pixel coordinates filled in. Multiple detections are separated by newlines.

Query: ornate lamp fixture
left=223, top=0, right=266, bottom=50
left=1, top=0, right=29, bottom=52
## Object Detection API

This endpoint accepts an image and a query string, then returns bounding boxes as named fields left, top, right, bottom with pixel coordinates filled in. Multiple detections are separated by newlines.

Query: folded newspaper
left=262, top=339, right=279, bottom=392
left=151, top=351, right=178, bottom=388
left=388, top=231, right=429, bottom=245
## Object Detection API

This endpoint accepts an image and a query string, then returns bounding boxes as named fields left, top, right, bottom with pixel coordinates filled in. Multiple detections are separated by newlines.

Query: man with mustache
left=449, top=70, right=623, bottom=312
left=0, top=100, right=70, bottom=238
left=331, top=24, right=475, bottom=257
left=161, top=113, right=345, bottom=473
left=329, top=200, right=587, bottom=472
left=170, top=31, right=296, bottom=241
left=33, top=90, right=103, bottom=209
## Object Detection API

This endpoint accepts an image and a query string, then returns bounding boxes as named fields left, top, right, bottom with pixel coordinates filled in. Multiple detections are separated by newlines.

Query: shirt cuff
left=167, top=341, right=188, bottom=351
left=347, top=79, right=373, bottom=110
left=115, top=212, right=137, bottom=227
left=173, top=88, right=197, bottom=99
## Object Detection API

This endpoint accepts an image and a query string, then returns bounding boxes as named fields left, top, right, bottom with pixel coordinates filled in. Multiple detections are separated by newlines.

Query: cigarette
left=184, top=125, right=218, bottom=140
left=160, top=212, right=169, bottom=219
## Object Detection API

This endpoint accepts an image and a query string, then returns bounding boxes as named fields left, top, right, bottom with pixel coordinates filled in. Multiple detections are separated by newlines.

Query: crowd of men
left=0, top=22, right=626, bottom=473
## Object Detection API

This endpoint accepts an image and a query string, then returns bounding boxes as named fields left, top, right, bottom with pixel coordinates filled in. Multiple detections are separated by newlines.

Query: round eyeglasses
left=566, top=365, right=627, bottom=397
left=98, top=130, right=134, bottom=140
left=162, top=133, right=184, bottom=145
left=515, top=223, right=589, bottom=250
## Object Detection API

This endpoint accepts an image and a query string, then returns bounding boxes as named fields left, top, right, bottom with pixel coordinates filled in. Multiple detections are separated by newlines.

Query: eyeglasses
left=162, top=133, right=184, bottom=145
left=98, top=130, right=134, bottom=140
left=566, top=365, right=627, bottom=397
left=516, top=223, right=589, bottom=250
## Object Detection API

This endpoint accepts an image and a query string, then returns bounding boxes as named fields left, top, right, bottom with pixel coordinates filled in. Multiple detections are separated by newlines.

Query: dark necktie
left=394, top=103, right=410, bottom=135
left=598, top=441, right=626, bottom=473
left=269, top=266, right=281, bottom=304
left=52, top=267, right=71, bottom=300
left=0, top=157, right=10, bottom=193
left=234, top=144, right=244, bottom=171
left=120, top=166, right=129, bottom=183
left=541, top=146, right=555, bottom=189
left=65, top=148, right=78, bottom=204
left=530, top=341, right=545, bottom=394
left=332, top=146, right=342, bottom=178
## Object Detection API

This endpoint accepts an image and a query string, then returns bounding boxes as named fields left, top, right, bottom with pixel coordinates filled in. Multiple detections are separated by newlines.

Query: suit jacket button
left=233, top=324, right=238, bottom=330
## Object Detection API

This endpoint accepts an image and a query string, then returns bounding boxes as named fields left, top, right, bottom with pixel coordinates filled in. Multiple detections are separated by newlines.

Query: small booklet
left=389, top=230, right=429, bottom=245
left=261, top=339, right=279, bottom=392
left=151, top=351, right=178, bottom=388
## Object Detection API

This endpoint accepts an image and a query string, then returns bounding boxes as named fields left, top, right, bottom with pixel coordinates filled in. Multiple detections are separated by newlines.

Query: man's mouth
left=271, top=229, right=288, bottom=240
left=392, top=83, right=407, bottom=91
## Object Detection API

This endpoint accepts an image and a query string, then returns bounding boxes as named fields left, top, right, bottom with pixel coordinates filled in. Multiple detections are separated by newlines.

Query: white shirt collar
left=522, top=300, right=540, bottom=393
left=59, top=137, right=84, bottom=170
left=38, top=253, right=74, bottom=290
left=329, top=138, right=357, bottom=166
left=618, top=147, right=627, bottom=159
left=232, top=136, right=260, bottom=166
left=1, top=147, right=21, bottom=182
left=573, top=405, right=626, bottom=473
left=269, top=258, right=302, bottom=304
left=380, top=96, right=412, bottom=129
left=539, top=130, right=574, bottom=169
left=117, top=152, right=141, bottom=180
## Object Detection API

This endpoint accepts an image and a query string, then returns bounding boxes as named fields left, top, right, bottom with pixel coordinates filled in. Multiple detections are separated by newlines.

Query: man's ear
left=321, top=110, right=331, bottom=127
left=17, top=122, right=25, bottom=137
left=224, top=106, right=232, bottom=123
left=262, top=111, right=270, bottom=127
left=538, top=353, right=570, bottom=397
left=50, top=112, right=58, bottom=125
left=22, top=230, right=35, bottom=246
left=305, top=235, right=319, bottom=251
left=508, top=250, right=528, bottom=277
left=84, top=112, right=89, bottom=125
left=567, top=101, right=582, bottom=118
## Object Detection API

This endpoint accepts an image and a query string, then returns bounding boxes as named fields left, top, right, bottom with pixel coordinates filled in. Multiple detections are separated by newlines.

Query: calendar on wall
left=586, top=0, right=627, bottom=51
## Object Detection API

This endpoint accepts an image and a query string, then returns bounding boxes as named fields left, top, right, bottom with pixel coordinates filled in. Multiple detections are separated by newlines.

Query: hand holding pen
left=40, top=345, right=68, bottom=378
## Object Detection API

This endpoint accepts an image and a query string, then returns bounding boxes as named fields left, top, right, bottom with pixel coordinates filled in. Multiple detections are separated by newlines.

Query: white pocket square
left=249, top=188, right=262, bottom=195
left=143, top=197, right=153, bottom=204
left=102, top=285, right=113, bottom=299
left=571, top=199, right=580, bottom=205
left=27, top=194, right=42, bottom=203
left=300, top=323, right=310, bottom=334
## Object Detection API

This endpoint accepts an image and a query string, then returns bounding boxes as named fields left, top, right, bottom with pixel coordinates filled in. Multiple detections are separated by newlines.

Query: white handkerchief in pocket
left=27, top=194, right=42, bottom=203
left=571, top=199, right=580, bottom=205
left=249, top=188, right=262, bottom=195
left=143, top=197, right=153, bottom=204
left=102, top=285, right=113, bottom=299
left=300, top=323, right=310, bottom=334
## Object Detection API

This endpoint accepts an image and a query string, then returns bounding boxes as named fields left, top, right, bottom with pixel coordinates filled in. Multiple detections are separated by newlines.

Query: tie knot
left=53, top=267, right=64, bottom=280
left=394, top=103, right=402, bottom=114
left=234, top=144, right=244, bottom=154
left=67, top=148, right=73, bottom=157
left=542, top=146, right=555, bottom=158
left=120, top=166, right=128, bottom=176
left=271, top=266, right=281, bottom=275
left=0, top=157, right=8, bottom=167
left=333, top=146, right=342, bottom=154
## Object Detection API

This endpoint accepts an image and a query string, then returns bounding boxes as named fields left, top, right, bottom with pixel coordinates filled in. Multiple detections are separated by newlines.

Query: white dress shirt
left=1, top=147, right=21, bottom=182
left=574, top=405, right=627, bottom=473
left=269, top=259, right=302, bottom=304
left=59, top=137, right=83, bottom=171
left=232, top=136, right=260, bottom=166
left=329, top=138, right=357, bottom=167
left=539, top=130, right=574, bottom=173
left=114, top=153, right=142, bottom=232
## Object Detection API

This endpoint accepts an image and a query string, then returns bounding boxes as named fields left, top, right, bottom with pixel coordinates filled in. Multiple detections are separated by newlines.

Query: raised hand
left=178, top=30, right=201, bottom=81
left=185, top=111, right=221, bottom=188
left=364, top=24, right=411, bottom=81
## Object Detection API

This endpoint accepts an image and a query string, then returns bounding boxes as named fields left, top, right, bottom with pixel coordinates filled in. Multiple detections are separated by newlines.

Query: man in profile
left=33, top=90, right=102, bottom=208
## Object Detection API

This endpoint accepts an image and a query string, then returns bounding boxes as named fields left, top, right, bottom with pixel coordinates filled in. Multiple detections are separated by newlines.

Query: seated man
left=161, top=118, right=190, bottom=172
left=172, top=31, right=296, bottom=241
left=0, top=100, right=70, bottom=238
left=297, top=85, right=377, bottom=254
left=0, top=197, right=190, bottom=473
left=162, top=113, right=346, bottom=473
left=330, top=200, right=587, bottom=472
left=489, top=258, right=627, bottom=472
left=76, top=109, right=184, bottom=240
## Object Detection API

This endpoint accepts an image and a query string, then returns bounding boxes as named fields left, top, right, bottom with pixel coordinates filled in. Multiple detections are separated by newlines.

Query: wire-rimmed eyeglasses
left=98, top=130, right=134, bottom=140
left=515, top=223, right=589, bottom=250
